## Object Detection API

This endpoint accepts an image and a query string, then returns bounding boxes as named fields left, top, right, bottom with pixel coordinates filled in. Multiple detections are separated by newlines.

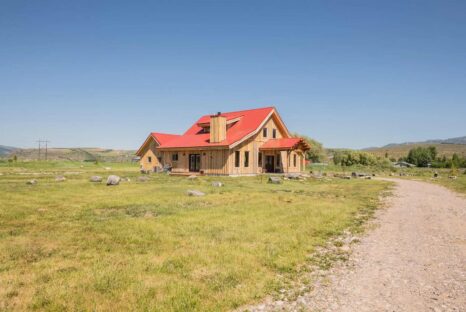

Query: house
left=136, top=107, right=310, bottom=176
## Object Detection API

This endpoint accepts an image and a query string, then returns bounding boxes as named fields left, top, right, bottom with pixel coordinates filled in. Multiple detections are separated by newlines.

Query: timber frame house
left=136, top=107, right=310, bottom=176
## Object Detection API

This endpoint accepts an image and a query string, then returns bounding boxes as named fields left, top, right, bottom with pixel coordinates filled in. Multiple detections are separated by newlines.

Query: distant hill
left=376, top=136, right=466, bottom=148
left=364, top=136, right=466, bottom=159
left=0, top=147, right=136, bottom=162
left=0, top=145, right=18, bottom=156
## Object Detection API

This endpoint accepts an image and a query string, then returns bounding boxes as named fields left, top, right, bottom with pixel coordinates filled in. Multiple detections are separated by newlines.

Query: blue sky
left=1, top=0, right=465, bottom=149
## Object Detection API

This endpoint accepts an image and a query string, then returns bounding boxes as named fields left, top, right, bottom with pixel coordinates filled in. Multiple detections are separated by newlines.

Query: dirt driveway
left=247, top=178, right=466, bottom=311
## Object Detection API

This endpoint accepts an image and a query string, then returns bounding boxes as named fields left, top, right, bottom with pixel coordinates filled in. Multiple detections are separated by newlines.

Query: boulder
left=449, top=176, right=457, bottom=180
left=211, top=181, right=223, bottom=187
left=285, top=173, right=301, bottom=180
left=26, top=179, right=37, bottom=185
left=90, top=176, right=103, bottom=182
left=121, top=177, right=131, bottom=182
left=187, top=189, right=205, bottom=196
left=268, top=177, right=282, bottom=184
left=55, top=176, right=66, bottom=182
left=104, top=167, right=111, bottom=170
left=187, top=175, right=198, bottom=180
left=342, top=176, right=351, bottom=180
left=106, top=175, right=121, bottom=186
left=138, top=176, right=150, bottom=182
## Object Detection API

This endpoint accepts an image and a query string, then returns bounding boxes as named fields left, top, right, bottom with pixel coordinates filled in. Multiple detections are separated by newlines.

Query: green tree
left=291, top=133, right=325, bottom=163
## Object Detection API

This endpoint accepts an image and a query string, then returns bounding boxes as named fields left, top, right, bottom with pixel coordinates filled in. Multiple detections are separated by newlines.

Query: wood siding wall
left=139, top=113, right=305, bottom=175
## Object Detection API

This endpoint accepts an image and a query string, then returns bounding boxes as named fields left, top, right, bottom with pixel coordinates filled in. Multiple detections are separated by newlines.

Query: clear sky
left=1, top=0, right=465, bottom=149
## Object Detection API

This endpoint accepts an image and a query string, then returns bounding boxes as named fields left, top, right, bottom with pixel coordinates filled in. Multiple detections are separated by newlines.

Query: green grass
left=0, top=161, right=391, bottom=311
left=386, top=167, right=466, bottom=195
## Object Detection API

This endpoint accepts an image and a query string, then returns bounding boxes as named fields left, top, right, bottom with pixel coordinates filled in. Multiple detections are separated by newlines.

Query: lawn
left=0, top=161, right=391, bottom=311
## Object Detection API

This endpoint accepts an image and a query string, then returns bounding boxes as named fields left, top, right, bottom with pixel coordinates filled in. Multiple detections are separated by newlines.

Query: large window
left=293, top=154, right=297, bottom=167
left=272, top=129, right=277, bottom=138
left=244, top=151, right=249, bottom=167
left=148, top=156, right=152, bottom=163
left=235, top=151, right=240, bottom=167
left=262, top=128, right=268, bottom=138
left=276, top=154, right=281, bottom=167
left=258, top=152, right=263, bottom=167
left=172, top=153, right=178, bottom=161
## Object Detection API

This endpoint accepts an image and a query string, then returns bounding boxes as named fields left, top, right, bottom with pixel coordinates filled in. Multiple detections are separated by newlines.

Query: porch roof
left=259, top=138, right=310, bottom=151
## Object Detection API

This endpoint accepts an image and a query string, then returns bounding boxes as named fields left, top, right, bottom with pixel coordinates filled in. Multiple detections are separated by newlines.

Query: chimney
left=210, top=112, right=227, bottom=143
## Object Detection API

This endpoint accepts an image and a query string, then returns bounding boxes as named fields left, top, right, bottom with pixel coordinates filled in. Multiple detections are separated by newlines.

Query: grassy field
left=0, top=161, right=391, bottom=311
left=364, top=143, right=466, bottom=159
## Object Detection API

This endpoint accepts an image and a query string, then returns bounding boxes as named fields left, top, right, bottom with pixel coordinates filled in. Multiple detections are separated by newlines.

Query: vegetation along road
left=246, top=178, right=466, bottom=311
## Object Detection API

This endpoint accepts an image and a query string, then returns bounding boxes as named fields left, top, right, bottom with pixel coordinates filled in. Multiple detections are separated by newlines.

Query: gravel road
left=245, top=178, right=466, bottom=311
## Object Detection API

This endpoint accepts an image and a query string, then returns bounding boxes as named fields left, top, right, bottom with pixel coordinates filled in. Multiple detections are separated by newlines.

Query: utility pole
left=44, top=140, right=50, bottom=161
left=36, top=139, right=50, bottom=161
left=37, top=140, right=41, bottom=161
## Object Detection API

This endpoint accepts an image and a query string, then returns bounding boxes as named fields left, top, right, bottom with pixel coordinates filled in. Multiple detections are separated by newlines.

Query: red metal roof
left=259, top=138, right=310, bottom=151
left=150, top=132, right=181, bottom=145
left=157, top=107, right=276, bottom=149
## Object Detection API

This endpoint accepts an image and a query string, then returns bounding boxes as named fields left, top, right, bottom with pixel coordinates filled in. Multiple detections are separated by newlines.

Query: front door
left=189, top=154, right=201, bottom=172
left=265, top=155, right=275, bottom=173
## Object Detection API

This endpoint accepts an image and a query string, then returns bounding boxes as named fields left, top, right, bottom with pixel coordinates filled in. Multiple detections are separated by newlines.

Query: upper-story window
left=148, top=156, right=152, bottom=163
left=263, top=128, right=268, bottom=138
left=272, top=129, right=277, bottom=138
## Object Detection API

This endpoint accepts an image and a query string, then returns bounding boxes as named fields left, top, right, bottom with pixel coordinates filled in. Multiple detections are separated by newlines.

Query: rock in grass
left=55, top=176, right=66, bottom=182
left=138, top=176, right=150, bottom=182
left=285, top=173, right=301, bottom=180
left=187, top=189, right=205, bottom=196
left=211, top=181, right=223, bottom=187
left=26, top=179, right=37, bottom=185
left=268, top=177, right=282, bottom=184
left=106, top=175, right=121, bottom=186
left=187, top=175, right=197, bottom=180
left=90, top=176, right=103, bottom=182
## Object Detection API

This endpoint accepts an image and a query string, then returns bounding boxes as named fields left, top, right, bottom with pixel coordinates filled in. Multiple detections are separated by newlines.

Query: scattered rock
left=106, top=175, right=121, bottom=186
left=285, top=173, right=301, bottom=180
left=187, top=175, right=198, bottom=180
left=121, top=177, right=131, bottom=182
left=104, top=167, right=111, bottom=170
left=138, top=176, right=150, bottom=182
left=268, top=176, right=282, bottom=184
left=90, top=176, right=103, bottom=182
left=448, top=176, right=457, bottom=180
left=143, top=211, right=154, bottom=218
left=365, top=176, right=372, bottom=180
left=26, top=179, right=37, bottom=185
left=55, top=175, right=66, bottom=182
left=211, top=181, right=223, bottom=187
left=187, top=189, right=205, bottom=196
left=342, top=176, right=351, bottom=180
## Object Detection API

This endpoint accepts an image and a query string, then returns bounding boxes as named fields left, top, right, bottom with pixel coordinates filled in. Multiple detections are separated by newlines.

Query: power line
left=36, top=139, right=51, bottom=161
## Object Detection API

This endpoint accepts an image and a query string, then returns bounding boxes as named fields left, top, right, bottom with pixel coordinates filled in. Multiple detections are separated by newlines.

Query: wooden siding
left=140, top=112, right=305, bottom=175
left=210, top=115, right=227, bottom=143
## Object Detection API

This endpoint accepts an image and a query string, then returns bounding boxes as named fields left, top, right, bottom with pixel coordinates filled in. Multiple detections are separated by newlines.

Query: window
left=258, top=152, right=263, bottom=167
left=294, top=154, right=297, bottom=167
left=244, top=151, right=249, bottom=167
left=172, top=153, right=178, bottom=161
left=235, top=151, right=240, bottom=167
left=272, top=129, right=277, bottom=138
left=276, top=154, right=281, bottom=167
left=148, top=156, right=152, bottom=163
left=262, top=128, right=268, bottom=138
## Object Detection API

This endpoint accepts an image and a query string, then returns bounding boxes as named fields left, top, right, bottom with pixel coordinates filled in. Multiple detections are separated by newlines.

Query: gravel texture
left=242, top=178, right=466, bottom=312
